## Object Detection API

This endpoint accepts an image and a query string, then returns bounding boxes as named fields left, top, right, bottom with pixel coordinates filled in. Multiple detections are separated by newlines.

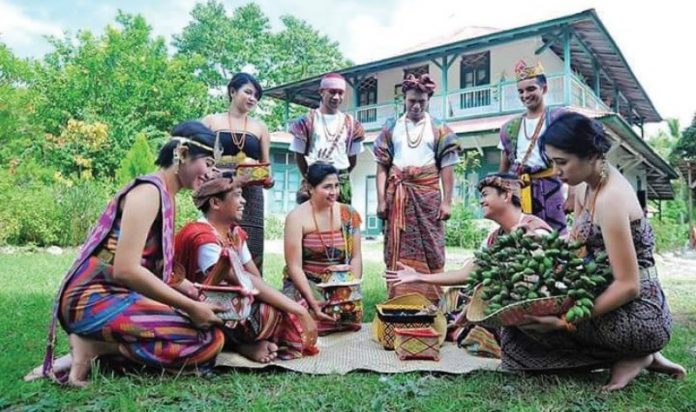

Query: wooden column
left=689, top=161, right=693, bottom=229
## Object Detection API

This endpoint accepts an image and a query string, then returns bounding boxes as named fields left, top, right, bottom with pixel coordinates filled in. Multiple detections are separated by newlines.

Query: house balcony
left=348, top=73, right=610, bottom=131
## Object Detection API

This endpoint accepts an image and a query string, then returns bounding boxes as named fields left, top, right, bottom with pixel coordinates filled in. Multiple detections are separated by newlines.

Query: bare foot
left=23, top=354, right=73, bottom=382
left=67, top=334, right=120, bottom=388
left=602, top=355, right=653, bottom=391
left=648, top=352, right=687, bottom=379
left=235, top=340, right=279, bottom=363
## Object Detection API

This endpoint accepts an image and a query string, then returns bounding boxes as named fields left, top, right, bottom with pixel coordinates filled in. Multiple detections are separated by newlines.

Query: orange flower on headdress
left=514, top=60, right=545, bottom=81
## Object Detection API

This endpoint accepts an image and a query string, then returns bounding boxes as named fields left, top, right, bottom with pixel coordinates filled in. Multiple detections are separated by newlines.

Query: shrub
left=445, top=201, right=487, bottom=249
left=175, top=190, right=201, bottom=231
left=264, top=214, right=285, bottom=240
left=0, top=168, right=114, bottom=246
left=116, top=132, right=157, bottom=185
left=53, top=181, right=113, bottom=245
left=650, top=218, right=688, bottom=253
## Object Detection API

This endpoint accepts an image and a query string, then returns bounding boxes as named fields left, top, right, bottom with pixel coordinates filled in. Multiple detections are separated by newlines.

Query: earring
left=599, top=157, right=609, bottom=182
left=173, top=146, right=181, bottom=174
left=213, top=132, right=223, bottom=163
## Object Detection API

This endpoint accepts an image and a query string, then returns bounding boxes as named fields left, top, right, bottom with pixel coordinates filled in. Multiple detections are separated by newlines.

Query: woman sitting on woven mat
left=283, top=162, right=364, bottom=335
left=174, top=171, right=319, bottom=362
left=386, top=172, right=552, bottom=358
left=389, top=112, right=686, bottom=390
left=28, top=122, right=227, bottom=387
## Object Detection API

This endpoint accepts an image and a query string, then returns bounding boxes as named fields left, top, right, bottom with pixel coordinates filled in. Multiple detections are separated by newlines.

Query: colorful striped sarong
left=384, top=164, right=445, bottom=303
left=45, top=176, right=224, bottom=383
left=225, top=300, right=312, bottom=360
left=61, top=260, right=224, bottom=370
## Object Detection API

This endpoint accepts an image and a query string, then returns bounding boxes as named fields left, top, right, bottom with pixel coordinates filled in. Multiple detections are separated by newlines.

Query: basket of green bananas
left=465, top=228, right=612, bottom=328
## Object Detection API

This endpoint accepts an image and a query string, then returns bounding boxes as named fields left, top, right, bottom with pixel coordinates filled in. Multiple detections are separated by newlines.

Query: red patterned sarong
left=384, top=164, right=444, bottom=303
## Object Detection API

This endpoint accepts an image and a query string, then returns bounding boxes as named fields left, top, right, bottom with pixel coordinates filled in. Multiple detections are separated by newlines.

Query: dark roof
left=546, top=12, right=660, bottom=122
left=599, top=114, right=677, bottom=200
left=265, top=9, right=660, bottom=122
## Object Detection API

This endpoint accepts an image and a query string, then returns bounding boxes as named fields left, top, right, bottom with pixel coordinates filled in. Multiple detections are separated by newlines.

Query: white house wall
left=488, top=39, right=564, bottom=84
left=457, top=132, right=499, bottom=151
left=339, top=36, right=566, bottom=109
left=348, top=149, right=377, bottom=232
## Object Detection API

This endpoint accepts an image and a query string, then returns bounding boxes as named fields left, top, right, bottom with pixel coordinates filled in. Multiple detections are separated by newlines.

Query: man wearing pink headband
left=289, top=73, right=365, bottom=204
left=373, top=73, right=461, bottom=304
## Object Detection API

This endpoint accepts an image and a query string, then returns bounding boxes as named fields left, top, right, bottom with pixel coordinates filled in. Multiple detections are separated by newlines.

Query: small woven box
left=195, top=284, right=255, bottom=322
left=394, top=327, right=441, bottom=361
left=323, top=264, right=354, bottom=284
left=375, top=305, right=436, bottom=350
left=321, top=299, right=363, bottom=323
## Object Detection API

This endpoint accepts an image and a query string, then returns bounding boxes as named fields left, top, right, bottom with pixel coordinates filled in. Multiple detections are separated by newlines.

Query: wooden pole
left=688, top=161, right=693, bottom=229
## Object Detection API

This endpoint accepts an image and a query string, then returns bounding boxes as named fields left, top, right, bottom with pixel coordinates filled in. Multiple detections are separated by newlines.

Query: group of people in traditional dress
left=28, top=60, right=684, bottom=391
left=386, top=61, right=685, bottom=390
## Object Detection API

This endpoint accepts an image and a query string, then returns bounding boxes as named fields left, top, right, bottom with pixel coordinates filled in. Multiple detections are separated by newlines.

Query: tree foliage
left=33, top=11, right=210, bottom=178
left=671, top=114, right=696, bottom=162
left=0, top=2, right=356, bottom=245
left=173, top=1, right=351, bottom=129
left=0, top=41, right=41, bottom=164
left=173, top=1, right=272, bottom=92
left=116, top=132, right=157, bottom=185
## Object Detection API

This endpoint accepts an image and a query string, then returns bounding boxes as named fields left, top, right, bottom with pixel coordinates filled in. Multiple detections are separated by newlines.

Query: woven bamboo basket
left=466, top=284, right=573, bottom=328
left=372, top=294, right=446, bottom=350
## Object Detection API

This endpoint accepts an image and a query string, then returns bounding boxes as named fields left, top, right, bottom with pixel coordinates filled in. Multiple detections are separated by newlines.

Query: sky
left=1, top=0, right=694, bottom=135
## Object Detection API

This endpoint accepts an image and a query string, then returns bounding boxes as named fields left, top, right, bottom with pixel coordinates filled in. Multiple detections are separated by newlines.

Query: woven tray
left=466, top=284, right=573, bottom=328
left=234, top=163, right=270, bottom=185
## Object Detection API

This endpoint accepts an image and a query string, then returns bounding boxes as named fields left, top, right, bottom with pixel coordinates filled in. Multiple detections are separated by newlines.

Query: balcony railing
left=345, top=72, right=610, bottom=131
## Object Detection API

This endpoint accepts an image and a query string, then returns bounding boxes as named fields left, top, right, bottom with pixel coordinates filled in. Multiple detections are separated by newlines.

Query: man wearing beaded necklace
left=175, top=171, right=319, bottom=362
left=373, top=73, right=461, bottom=304
left=498, top=60, right=568, bottom=234
left=290, top=73, right=366, bottom=205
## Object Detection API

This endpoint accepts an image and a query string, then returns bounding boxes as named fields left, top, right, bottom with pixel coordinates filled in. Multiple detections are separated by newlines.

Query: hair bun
left=541, top=111, right=611, bottom=159
left=590, top=121, right=611, bottom=154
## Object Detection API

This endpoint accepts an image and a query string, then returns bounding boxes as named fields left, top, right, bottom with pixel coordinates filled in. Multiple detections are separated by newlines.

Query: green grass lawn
left=1, top=248, right=694, bottom=411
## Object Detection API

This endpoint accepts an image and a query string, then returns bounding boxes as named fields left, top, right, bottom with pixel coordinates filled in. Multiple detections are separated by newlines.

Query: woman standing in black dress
left=202, top=73, right=272, bottom=274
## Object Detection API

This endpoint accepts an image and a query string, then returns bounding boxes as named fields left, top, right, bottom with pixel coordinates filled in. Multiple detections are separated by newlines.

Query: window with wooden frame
left=459, top=51, right=491, bottom=109
left=357, top=76, right=378, bottom=123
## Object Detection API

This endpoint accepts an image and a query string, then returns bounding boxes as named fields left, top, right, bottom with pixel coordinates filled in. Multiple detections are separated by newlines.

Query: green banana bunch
left=468, top=228, right=612, bottom=318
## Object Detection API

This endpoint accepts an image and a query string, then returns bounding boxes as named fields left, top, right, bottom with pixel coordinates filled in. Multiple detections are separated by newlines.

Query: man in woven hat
left=175, top=171, right=319, bottom=362
left=498, top=60, right=567, bottom=234
left=374, top=73, right=461, bottom=304
left=386, top=172, right=552, bottom=286
left=290, top=73, right=365, bottom=205
left=385, top=173, right=552, bottom=357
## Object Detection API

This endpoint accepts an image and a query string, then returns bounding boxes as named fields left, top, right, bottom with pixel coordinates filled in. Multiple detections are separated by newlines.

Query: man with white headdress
left=289, top=73, right=366, bottom=204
